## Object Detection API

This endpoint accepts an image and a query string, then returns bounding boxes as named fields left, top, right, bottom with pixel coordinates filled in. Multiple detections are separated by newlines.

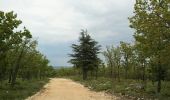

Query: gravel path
left=26, top=78, right=120, bottom=100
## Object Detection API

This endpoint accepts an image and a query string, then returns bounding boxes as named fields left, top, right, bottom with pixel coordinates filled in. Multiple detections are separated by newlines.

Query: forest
left=0, top=0, right=170, bottom=100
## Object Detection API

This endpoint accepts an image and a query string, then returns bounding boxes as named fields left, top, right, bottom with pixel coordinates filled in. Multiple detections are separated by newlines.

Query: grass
left=0, top=78, right=49, bottom=100
left=67, top=76, right=170, bottom=100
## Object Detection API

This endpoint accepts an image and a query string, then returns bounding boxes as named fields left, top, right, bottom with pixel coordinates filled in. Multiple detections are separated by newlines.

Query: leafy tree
left=0, top=11, right=54, bottom=87
left=103, top=46, right=115, bottom=77
left=113, top=46, right=121, bottom=81
left=129, top=0, right=170, bottom=92
left=69, top=30, right=101, bottom=80
left=120, top=41, right=132, bottom=79
left=134, top=42, right=148, bottom=81
left=103, top=45, right=122, bottom=81
left=0, top=11, right=32, bottom=82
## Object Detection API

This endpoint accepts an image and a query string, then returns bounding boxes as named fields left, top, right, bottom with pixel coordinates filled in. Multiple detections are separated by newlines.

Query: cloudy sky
left=1, top=0, right=135, bottom=66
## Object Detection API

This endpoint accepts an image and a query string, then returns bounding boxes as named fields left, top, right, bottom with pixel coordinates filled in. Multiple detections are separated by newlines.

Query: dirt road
left=26, top=78, right=120, bottom=100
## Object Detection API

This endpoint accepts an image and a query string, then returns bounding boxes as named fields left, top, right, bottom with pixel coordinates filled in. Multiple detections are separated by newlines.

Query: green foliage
left=129, top=0, right=170, bottom=93
left=103, top=46, right=115, bottom=77
left=69, top=30, right=101, bottom=80
left=0, top=11, right=54, bottom=85
left=0, top=11, right=55, bottom=100
left=68, top=75, right=170, bottom=100
left=103, top=45, right=122, bottom=81
left=0, top=78, right=49, bottom=100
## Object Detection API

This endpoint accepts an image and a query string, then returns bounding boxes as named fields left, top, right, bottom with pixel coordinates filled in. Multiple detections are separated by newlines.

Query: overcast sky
left=1, top=0, right=135, bottom=66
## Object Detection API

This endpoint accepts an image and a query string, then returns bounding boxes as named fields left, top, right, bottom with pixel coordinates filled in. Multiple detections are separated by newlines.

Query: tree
left=120, top=41, right=132, bottom=79
left=103, top=45, right=122, bottom=81
left=0, top=11, right=32, bottom=82
left=103, top=46, right=115, bottom=77
left=0, top=11, right=54, bottom=87
left=129, top=0, right=170, bottom=93
left=69, top=30, right=101, bottom=80
left=113, top=46, right=121, bottom=82
left=134, top=42, right=148, bottom=81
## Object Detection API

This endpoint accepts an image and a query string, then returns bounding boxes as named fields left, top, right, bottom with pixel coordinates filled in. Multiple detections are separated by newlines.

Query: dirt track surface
left=26, top=78, right=120, bottom=100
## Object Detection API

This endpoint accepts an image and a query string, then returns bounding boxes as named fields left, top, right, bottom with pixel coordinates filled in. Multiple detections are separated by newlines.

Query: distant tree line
left=0, top=11, right=55, bottom=87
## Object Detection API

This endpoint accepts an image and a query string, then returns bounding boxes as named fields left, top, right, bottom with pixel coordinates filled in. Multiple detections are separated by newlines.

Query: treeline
left=103, top=40, right=170, bottom=93
left=0, top=11, right=55, bottom=87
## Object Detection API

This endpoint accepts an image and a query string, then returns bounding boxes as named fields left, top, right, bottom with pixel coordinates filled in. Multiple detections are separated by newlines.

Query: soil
left=26, top=78, right=120, bottom=100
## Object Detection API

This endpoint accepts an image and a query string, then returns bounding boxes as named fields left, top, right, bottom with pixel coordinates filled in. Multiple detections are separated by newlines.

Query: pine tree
left=69, top=30, right=101, bottom=80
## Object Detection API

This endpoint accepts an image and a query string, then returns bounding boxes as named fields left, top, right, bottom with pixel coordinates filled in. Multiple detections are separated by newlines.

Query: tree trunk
left=103, top=65, right=105, bottom=76
left=8, top=69, right=13, bottom=83
left=95, top=66, right=98, bottom=79
left=158, top=79, right=161, bottom=93
left=110, top=62, right=113, bottom=78
left=11, top=45, right=25, bottom=87
left=157, top=60, right=162, bottom=93
left=83, top=69, right=87, bottom=80
left=142, top=62, right=146, bottom=81
left=90, top=70, right=93, bottom=77
left=118, top=65, right=120, bottom=82
left=125, top=56, right=128, bottom=79
left=125, top=67, right=128, bottom=79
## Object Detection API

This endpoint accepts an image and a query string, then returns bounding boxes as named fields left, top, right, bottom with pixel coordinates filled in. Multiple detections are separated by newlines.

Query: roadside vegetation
left=0, top=78, right=49, bottom=100
left=56, top=0, right=170, bottom=100
left=55, top=67, right=170, bottom=100
left=0, top=11, right=56, bottom=99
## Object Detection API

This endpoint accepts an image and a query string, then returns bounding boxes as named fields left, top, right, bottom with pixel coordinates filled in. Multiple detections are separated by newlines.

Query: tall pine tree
left=69, top=30, right=101, bottom=80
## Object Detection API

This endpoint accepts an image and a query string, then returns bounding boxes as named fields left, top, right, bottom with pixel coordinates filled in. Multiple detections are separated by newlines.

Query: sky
left=1, top=0, right=135, bottom=66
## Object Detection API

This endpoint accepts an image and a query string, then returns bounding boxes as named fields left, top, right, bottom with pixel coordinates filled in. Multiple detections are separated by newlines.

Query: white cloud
left=1, top=0, right=135, bottom=43
left=1, top=0, right=135, bottom=66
